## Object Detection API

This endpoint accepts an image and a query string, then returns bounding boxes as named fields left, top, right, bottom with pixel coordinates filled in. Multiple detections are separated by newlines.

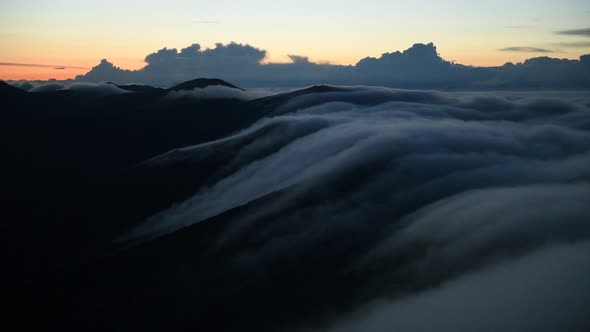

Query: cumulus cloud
left=74, top=42, right=590, bottom=89
left=78, top=42, right=267, bottom=87
left=143, top=42, right=266, bottom=67
left=499, top=46, right=555, bottom=53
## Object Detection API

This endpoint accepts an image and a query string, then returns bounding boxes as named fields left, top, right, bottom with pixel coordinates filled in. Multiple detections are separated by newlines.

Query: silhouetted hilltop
left=107, top=82, right=165, bottom=93
left=168, top=78, right=243, bottom=91
left=246, top=84, right=350, bottom=114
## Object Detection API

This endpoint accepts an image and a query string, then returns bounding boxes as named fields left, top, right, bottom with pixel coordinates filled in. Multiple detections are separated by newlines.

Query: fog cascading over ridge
left=121, top=87, right=590, bottom=331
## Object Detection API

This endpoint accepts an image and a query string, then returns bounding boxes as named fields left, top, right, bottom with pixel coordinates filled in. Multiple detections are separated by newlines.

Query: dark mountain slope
left=1, top=80, right=27, bottom=95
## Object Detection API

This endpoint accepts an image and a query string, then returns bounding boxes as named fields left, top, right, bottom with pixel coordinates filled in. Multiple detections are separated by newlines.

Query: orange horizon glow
left=0, top=58, right=148, bottom=81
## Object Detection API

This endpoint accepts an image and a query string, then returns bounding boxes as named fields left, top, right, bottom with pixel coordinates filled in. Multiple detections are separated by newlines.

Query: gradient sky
left=1, top=0, right=589, bottom=80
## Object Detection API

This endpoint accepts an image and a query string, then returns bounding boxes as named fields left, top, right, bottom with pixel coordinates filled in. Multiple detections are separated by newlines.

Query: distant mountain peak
left=168, top=78, right=243, bottom=91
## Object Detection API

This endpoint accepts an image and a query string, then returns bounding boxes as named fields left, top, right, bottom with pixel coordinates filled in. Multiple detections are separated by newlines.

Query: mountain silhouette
left=168, top=78, right=244, bottom=91
left=107, top=82, right=165, bottom=93
left=0, top=80, right=26, bottom=96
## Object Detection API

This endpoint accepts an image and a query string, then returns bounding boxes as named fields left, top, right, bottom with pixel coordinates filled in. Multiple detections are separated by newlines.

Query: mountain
left=168, top=78, right=244, bottom=91
left=106, top=82, right=166, bottom=93
left=0, top=80, right=26, bottom=96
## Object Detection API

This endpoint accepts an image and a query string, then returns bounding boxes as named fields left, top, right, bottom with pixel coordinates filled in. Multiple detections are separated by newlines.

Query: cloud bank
left=27, top=81, right=130, bottom=95
left=116, top=87, right=590, bottom=331
left=164, top=85, right=275, bottom=100
left=26, top=82, right=129, bottom=96
left=317, top=240, right=590, bottom=332
left=126, top=88, right=590, bottom=239
left=74, top=42, right=590, bottom=89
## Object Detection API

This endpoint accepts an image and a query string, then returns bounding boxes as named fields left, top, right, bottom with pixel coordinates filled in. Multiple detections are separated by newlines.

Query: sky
left=1, top=0, right=589, bottom=80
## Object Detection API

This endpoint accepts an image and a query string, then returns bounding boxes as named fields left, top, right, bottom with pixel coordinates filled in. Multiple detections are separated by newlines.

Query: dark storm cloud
left=556, top=27, right=590, bottom=37
left=499, top=46, right=555, bottom=53
left=74, top=42, right=590, bottom=89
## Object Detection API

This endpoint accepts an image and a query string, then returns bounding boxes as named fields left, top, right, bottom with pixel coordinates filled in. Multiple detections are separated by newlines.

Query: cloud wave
left=111, top=87, right=590, bottom=330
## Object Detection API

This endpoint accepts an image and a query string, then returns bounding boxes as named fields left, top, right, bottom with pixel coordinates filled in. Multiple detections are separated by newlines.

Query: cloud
left=29, top=82, right=66, bottom=92
left=79, top=59, right=134, bottom=84
left=29, top=81, right=129, bottom=95
left=0, top=62, right=89, bottom=69
left=499, top=46, right=555, bottom=53
left=78, top=42, right=269, bottom=87
left=554, top=41, right=590, bottom=48
left=142, top=41, right=266, bottom=73
left=106, top=87, right=590, bottom=330
left=123, top=88, right=590, bottom=245
left=74, top=42, right=590, bottom=89
left=360, top=183, right=590, bottom=282
left=164, top=85, right=275, bottom=100
left=556, top=27, right=590, bottom=37
left=315, top=241, right=590, bottom=332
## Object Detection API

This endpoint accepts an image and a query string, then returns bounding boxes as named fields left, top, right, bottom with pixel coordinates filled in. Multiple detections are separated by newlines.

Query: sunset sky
left=1, top=0, right=589, bottom=80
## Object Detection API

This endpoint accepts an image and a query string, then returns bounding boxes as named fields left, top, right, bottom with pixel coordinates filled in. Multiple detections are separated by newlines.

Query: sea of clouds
left=124, top=87, right=590, bottom=331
